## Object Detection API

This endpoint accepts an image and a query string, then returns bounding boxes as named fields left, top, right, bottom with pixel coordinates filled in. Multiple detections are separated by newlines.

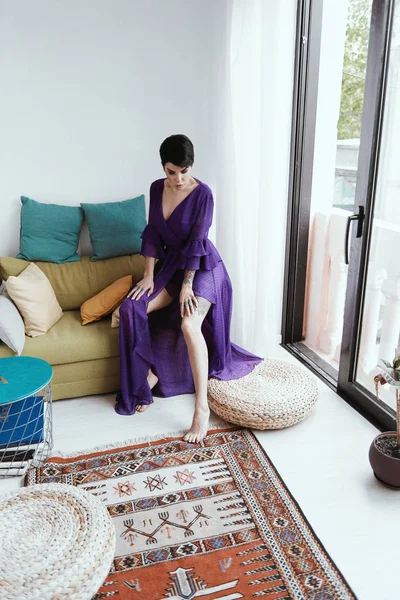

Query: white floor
left=1, top=345, right=398, bottom=600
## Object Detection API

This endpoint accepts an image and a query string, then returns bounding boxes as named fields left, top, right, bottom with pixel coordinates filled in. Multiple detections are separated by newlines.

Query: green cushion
left=0, top=310, right=119, bottom=365
left=81, top=196, right=146, bottom=261
left=16, top=196, right=83, bottom=263
left=0, top=255, right=145, bottom=311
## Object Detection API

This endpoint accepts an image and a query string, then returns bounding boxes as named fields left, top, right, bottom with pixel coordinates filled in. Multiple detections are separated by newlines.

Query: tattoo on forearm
left=183, top=270, right=195, bottom=286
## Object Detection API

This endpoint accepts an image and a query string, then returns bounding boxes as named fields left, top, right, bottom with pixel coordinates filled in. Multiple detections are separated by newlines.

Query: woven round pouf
left=0, top=483, right=115, bottom=600
left=208, top=359, right=318, bottom=429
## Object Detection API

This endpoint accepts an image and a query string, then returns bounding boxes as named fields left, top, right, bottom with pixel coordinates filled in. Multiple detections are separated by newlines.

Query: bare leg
left=147, top=369, right=159, bottom=390
left=181, top=297, right=211, bottom=442
left=135, top=289, right=173, bottom=413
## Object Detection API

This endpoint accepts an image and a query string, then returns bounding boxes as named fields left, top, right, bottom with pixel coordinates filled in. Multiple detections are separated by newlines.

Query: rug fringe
left=50, top=421, right=237, bottom=458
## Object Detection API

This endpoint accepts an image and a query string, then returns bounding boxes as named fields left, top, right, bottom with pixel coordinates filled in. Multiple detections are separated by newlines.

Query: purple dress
left=115, top=178, right=262, bottom=415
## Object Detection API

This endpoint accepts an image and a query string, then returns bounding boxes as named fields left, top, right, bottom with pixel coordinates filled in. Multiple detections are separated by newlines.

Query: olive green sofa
left=0, top=255, right=145, bottom=400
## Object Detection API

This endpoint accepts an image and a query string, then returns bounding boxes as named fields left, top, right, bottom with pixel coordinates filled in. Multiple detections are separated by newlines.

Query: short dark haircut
left=159, top=134, right=194, bottom=167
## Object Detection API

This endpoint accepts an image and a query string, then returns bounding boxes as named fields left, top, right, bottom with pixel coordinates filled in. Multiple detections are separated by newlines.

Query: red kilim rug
left=26, top=428, right=356, bottom=600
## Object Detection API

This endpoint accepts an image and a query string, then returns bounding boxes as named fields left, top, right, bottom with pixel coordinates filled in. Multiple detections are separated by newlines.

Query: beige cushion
left=0, top=310, right=119, bottom=365
left=6, top=263, right=63, bottom=337
left=0, top=255, right=145, bottom=311
left=80, top=275, right=132, bottom=325
left=111, top=305, right=120, bottom=328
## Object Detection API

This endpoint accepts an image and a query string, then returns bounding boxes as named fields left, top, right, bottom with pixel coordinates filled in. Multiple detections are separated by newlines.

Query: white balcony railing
left=304, top=208, right=400, bottom=409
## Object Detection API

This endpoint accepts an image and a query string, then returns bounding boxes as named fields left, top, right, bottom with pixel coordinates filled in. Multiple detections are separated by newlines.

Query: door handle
left=344, top=205, right=365, bottom=265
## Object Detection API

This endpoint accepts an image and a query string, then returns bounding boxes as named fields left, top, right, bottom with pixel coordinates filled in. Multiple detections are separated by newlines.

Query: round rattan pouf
left=208, top=359, right=318, bottom=429
left=0, top=483, right=115, bottom=600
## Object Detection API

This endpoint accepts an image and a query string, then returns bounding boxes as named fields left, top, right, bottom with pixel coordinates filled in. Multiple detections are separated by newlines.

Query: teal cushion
left=16, top=196, right=83, bottom=263
left=81, top=196, right=146, bottom=261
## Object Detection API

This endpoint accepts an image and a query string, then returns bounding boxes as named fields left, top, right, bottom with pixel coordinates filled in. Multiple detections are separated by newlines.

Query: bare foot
left=183, top=405, right=210, bottom=443
left=136, top=371, right=158, bottom=413
left=147, top=370, right=158, bottom=390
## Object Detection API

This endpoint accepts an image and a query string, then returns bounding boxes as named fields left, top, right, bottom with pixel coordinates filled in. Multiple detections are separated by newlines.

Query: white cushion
left=0, top=289, right=25, bottom=354
left=6, top=263, right=63, bottom=337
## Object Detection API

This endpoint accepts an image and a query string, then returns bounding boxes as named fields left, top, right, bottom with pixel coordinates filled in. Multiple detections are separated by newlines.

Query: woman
left=116, top=134, right=262, bottom=442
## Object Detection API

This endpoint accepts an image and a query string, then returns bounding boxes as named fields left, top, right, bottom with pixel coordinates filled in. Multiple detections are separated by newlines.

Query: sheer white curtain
left=215, top=0, right=297, bottom=357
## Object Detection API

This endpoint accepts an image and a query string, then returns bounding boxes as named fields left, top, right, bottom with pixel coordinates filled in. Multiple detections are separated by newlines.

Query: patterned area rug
left=26, top=428, right=356, bottom=600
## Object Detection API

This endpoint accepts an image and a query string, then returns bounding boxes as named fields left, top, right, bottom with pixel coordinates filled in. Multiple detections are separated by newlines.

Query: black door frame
left=282, top=0, right=322, bottom=346
left=282, top=0, right=396, bottom=432
left=338, top=0, right=396, bottom=431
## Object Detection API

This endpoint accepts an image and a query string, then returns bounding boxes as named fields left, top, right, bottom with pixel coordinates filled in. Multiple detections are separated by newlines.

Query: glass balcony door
left=283, top=0, right=399, bottom=430
left=340, top=1, right=400, bottom=423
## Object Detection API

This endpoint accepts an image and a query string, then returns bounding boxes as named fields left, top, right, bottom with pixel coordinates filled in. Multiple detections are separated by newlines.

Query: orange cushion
left=80, top=275, right=132, bottom=325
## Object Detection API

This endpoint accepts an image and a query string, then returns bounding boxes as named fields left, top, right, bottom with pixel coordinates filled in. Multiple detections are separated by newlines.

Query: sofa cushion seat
left=0, top=255, right=145, bottom=311
left=0, top=310, right=119, bottom=365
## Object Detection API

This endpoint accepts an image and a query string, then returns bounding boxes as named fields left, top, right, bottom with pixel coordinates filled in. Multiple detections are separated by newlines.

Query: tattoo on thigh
left=195, top=296, right=210, bottom=318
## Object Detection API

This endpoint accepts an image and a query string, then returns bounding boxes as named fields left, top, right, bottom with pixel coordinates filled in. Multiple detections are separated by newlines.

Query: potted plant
left=369, top=353, right=400, bottom=488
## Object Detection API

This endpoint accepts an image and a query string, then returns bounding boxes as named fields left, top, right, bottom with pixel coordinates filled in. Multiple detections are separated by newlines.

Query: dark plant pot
left=369, top=432, right=400, bottom=489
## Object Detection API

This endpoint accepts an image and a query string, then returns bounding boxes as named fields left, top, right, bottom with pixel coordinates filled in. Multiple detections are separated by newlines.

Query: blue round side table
left=0, top=357, right=53, bottom=477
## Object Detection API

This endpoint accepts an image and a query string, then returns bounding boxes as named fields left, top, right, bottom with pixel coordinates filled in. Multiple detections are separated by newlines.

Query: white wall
left=0, top=0, right=296, bottom=352
left=0, top=0, right=225, bottom=256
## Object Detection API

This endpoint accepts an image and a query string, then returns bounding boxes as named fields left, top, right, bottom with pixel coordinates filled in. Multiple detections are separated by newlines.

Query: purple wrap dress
left=115, top=178, right=262, bottom=415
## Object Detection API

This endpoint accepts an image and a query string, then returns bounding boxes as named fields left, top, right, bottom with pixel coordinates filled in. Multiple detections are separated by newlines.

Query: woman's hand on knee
left=179, top=287, right=199, bottom=318
left=128, top=276, right=154, bottom=301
